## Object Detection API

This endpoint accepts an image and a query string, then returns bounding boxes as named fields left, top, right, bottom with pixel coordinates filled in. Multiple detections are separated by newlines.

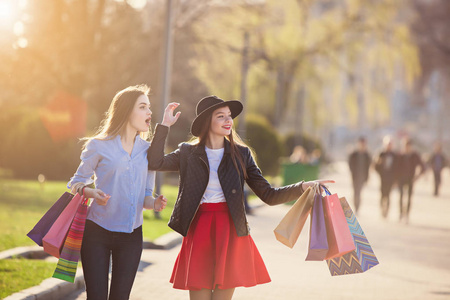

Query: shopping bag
left=274, top=186, right=314, bottom=248
left=53, top=197, right=89, bottom=282
left=42, top=193, right=84, bottom=258
left=327, top=197, right=379, bottom=275
left=27, top=192, right=74, bottom=246
left=305, top=191, right=328, bottom=261
left=323, top=190, right=355, bottom=259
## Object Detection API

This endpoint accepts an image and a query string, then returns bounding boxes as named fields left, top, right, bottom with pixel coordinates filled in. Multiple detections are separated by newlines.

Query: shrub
left=244, top=114, right=284, bottom=176
left=284, top=132, right=323, bottom=157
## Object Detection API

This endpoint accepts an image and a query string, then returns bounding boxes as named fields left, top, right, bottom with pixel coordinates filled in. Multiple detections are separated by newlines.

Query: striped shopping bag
left=52, top=197, right=89, bottom=282
left=326, top=197, right=379, bottom=275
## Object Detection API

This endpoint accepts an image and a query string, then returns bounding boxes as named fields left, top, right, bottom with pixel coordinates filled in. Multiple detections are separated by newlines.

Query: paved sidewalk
left=64, top=163, right=450, bottom=300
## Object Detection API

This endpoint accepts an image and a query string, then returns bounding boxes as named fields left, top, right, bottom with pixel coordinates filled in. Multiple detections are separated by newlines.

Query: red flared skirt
left=170, top=202, right=271, bottom=290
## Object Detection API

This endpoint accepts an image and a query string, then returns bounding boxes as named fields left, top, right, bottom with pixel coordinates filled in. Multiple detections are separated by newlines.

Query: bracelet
left=81, top=185, right=87, bottom=197
left=76, top=184, right=83, bottom=195
left=153, top=197, right=158, bottom=211
left=300, top=180, right=305, bottom=194
left=77, top=184, right=86, bottom=196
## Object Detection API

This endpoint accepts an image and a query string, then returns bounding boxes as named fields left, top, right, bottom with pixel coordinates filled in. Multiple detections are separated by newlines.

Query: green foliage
left=0, top=107, right=80, bottom=180
left=0, top=258, right=55, bottom=299
left=245, top=114, right=284, bottom=176
left=189, top=0, right=420, bottom=131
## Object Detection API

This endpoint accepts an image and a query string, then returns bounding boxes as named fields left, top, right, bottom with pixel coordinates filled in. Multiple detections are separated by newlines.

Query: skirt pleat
left=170, top=202, right=271, bottom=290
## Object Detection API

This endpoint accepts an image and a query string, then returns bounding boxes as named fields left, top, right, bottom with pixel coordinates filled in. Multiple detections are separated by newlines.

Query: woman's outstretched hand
left=302, top=179, right=335, bottom=193
left=161, top=102, right=181, bottom=127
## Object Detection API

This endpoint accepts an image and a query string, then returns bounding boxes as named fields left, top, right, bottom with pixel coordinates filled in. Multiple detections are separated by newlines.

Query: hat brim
left=190, top=101, right=243, bottom=137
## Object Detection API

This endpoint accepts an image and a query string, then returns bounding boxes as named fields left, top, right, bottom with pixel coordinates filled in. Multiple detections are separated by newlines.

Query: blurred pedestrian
left=290, top=145, right=309, bottom=164
left=309, top=148, right=322, bottom=166
left=68, top=85, right=168, bottom=299
left=397, top=138, right=425, bottom=223
left=348, top=137, right=371, bottom=213
left=374, top=136, right=399, bottom=218
left=427, top=142, right=448, bottom=197
left=148, top=96, right=334, bottom=300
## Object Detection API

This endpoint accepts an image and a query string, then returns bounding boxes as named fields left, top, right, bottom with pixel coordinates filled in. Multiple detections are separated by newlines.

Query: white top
left=201, top=147, right=226, bottom=204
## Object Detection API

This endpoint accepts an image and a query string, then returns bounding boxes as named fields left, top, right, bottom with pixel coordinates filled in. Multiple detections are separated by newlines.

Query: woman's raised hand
left=161, top=102, right=181, bottom=127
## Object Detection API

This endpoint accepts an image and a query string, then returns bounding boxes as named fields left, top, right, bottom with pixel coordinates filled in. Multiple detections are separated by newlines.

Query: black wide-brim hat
left=190, top=95, right=243, bottom=137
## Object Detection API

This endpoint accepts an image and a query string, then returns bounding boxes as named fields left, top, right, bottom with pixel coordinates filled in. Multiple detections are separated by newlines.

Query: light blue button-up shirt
left=67, top=135, right=155, bottom=233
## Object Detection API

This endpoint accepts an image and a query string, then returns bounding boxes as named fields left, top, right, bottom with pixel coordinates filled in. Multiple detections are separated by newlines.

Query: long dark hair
left=190, top=112, right=255, bottom=179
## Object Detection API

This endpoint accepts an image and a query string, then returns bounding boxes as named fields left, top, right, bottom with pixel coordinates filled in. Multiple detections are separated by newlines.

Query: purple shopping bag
left=305, top=192, right=329, bottom=261
left=27, top=192, right=74, bottom=246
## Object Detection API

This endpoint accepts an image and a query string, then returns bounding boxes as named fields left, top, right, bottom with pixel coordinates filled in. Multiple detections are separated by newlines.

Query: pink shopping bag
left=323, top=192, right=355, bottom=260
left=42, top=193, right=84, bottom=258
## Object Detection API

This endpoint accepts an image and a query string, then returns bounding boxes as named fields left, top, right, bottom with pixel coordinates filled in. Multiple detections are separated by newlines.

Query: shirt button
left=232, top=189, right=236, bottom=194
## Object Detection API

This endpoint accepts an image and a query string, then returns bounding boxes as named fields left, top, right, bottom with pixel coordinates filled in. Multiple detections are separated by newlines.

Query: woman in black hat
left=148, top=96, right=333, bottom=300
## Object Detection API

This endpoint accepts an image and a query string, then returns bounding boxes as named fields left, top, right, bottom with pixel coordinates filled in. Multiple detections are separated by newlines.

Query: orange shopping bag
left=274, top=186, right=315, bottom=248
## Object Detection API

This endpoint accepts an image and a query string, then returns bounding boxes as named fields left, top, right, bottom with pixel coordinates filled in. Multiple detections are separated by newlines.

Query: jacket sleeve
left=244, top=147, right=304, bottom=206
left=147, top=124, right=180, bottom=172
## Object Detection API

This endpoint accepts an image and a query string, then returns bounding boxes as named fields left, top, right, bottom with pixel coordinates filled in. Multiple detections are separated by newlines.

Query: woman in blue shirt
left=68, top=85, right=167, bottom=300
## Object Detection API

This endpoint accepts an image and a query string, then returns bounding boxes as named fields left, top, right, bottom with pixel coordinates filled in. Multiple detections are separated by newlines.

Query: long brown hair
left=190, top=111, right=255, bottom=179
left=82, top=85, right=151, bottom=148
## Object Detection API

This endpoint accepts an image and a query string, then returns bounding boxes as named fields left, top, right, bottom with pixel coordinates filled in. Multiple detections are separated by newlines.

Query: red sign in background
left=40, top=91, right=87, bottom=142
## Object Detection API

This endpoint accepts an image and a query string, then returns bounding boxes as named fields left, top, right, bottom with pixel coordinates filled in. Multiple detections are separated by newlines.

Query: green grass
left=142, top=185, right=178, bottom=240
left=0, top=258, right=55, bottom=299
left=0, top=179, right=178, bottom=251
left=0, top=179, right=179, bottom=299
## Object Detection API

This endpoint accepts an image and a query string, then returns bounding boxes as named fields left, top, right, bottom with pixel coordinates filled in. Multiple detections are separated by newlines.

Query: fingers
left=95, top=191, right=111, bottom=206
left=317, top=179, right=335, bottom=184
left=155, top=195, right=168, bottom=212
left=166, top=102, right=180, bottom=112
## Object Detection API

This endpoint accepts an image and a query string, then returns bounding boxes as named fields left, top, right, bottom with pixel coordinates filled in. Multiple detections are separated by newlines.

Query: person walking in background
left=68, top=85, right=168, bottom=300
left=348, top=137, right=371, bottom=213
left=374, top=135, right=399, bottom=218
left=428, top=142, right=448, bottom=197
left=397, top=138, right=425, bottom=223
left=148, top=95, right=334, bottom=300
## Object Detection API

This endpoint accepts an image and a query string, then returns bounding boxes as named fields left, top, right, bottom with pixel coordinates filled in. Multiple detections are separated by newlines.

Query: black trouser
left=81, top=220, right=143, bottom=300
left=380, top=177, right=394, bottom=217
left=352, top=178, right=365, bottom=213
left=433, top=171, right=442, bottom=196
left=381, top=177, right=394, bottom=199
left=398, top=179, right=414, bottom=218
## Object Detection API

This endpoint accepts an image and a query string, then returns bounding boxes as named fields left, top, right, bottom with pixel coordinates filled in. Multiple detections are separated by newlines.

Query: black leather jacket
left=148, top=124, right=304, bottom=237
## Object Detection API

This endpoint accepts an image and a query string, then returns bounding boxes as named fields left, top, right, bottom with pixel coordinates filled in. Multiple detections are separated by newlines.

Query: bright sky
left=0, top=2, right=17, bottom=27
left=115, top=0, right=148, bottom=10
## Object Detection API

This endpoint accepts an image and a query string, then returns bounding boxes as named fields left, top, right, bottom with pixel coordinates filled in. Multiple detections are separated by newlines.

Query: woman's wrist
left=300, top=180, right=305, bottom=193
left=144, top=196, right=156, bottom=210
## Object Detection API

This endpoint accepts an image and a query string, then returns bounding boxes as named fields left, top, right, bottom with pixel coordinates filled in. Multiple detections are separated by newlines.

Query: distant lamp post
left=238, top=31, right=249, bottom=139
left=154, top=0, right=174, bottom=219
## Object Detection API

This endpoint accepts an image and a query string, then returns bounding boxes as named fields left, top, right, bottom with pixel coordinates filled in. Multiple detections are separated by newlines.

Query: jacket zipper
left=186, top=156, right=210, bottom=232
